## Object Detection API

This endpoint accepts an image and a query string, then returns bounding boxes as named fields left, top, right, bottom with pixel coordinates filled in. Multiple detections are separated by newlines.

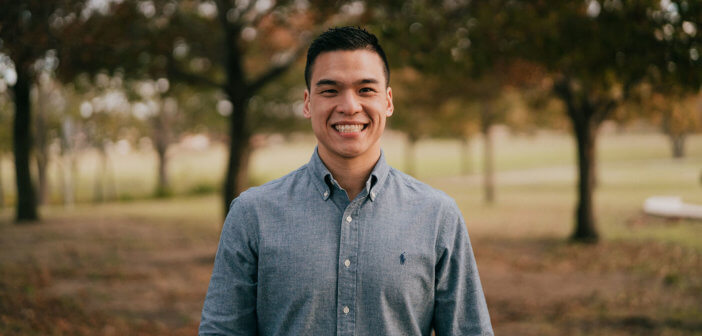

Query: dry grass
left=1, top=197, right=701, bottom=335
left=0, top=197, right=221, bottom=335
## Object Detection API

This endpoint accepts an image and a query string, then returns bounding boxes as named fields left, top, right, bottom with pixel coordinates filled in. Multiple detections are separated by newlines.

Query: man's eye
left=360, top=87, right=376, bottom=94
left=321, top=89, right=337, bottom=95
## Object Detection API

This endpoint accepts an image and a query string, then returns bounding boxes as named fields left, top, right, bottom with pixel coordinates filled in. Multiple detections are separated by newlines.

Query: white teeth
left=334, top=124, right=364, bottom=133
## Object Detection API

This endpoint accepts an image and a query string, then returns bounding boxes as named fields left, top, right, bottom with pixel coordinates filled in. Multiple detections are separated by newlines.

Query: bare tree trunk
left=460, top=137, right=471, bottom=175
left=555, top=78, right=601, bottom=243
left=571, top=115, right=599, bottom=242
left=481, top=103, right=495, bottom=204
left=218, top=7, right=250, bottom=218
left=34, top=86, right=49, bottom=205
left=63, top=153, right=76, bottom=207
left=93, top=147, right=105, bottom=203
left=104, top=148, right=117, bottom=201
left=661, top=109, right=687, bottom=159
left=670, top=133, right=686, bottom=158
left=70, top=153, right=78, bottom=204
left=223, top=95, right=250, bottom=216
left=405, top=133, right=418, bottom=176
left=155, top=144, right=169, bottom=197
left=153, top=118, right=170, bottom=198
left=12, top=64, right=39, bottom=222
left=152, top=100, right=174, bottom=198
left=236, top=140, right=252, bottom=193
left=58, top=153, right=74, bottom=208
left=60, top=118, right=75, bottom=207
left=0, top=153, right=5, bottom=208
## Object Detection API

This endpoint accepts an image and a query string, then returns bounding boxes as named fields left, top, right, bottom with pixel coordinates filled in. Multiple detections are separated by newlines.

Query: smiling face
left=303, top=49, right=394, bottom=166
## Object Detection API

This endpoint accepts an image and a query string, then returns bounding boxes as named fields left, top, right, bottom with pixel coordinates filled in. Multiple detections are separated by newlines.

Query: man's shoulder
left=232, top=164, right=311, bottom=206
left=386, top=167, right=458, bottom=209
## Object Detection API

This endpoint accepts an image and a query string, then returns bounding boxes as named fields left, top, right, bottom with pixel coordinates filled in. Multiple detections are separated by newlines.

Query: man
left=199, top=26, right=493, bottom=336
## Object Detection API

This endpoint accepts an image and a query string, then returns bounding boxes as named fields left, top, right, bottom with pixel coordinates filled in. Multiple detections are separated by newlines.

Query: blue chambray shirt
left=199, top=149, right=493, bottom=336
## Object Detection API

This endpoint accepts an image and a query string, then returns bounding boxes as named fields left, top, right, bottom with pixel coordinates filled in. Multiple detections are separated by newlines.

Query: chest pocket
left=358, top=226, right=436, bottom=305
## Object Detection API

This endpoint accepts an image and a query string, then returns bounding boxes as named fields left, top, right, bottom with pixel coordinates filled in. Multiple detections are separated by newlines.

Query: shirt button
left=344, top=259, right=351, bottom=268
left=370, top=191, right=376, bottom=198
left=323, top=191, right=329, bottom=197
left=346, top=216, right=352, bottom=223
left=343, top=306, right=350, bottom=314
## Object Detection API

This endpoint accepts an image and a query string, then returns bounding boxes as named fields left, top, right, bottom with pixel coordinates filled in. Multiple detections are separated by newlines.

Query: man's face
left=303, top=49, right=393, bottom=163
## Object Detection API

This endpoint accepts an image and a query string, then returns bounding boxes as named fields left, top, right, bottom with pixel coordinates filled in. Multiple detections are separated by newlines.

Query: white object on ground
left=643, top=196, right=702, bottom=220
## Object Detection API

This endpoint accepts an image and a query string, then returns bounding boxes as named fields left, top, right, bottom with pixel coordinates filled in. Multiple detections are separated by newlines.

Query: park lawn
left=1, top=131, right=701, bottom=335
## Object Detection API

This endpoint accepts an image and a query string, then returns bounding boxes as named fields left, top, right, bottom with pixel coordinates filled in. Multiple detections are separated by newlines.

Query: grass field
left=1, top=130, right=701, bottom=335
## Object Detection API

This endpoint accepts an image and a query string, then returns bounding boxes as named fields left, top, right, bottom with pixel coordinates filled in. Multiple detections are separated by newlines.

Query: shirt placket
left=336, top=198, right=363, bottom=336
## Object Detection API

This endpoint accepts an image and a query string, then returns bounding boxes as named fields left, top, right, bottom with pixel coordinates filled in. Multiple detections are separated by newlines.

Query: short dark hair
left=305, top=26, right=390, bottom=89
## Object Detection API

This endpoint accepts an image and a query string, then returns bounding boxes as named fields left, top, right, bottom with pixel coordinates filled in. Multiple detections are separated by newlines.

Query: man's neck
left=318, top=148, right=380, bottom=201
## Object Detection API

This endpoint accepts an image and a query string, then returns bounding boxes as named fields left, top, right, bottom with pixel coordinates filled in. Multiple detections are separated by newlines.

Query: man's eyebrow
left=315, top=79, right=337, bottom=87
left=315, top=78, right=380, bottom=87
left=356, top=78, right=379, bottom=85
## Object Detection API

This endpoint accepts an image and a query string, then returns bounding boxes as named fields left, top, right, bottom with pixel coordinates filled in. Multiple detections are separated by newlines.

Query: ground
left=1, top=132, right=701, bottom=335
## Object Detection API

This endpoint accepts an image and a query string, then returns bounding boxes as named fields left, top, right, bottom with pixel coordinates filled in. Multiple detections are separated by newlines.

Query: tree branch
left=214, top=0, right=237, bottom=34
left=245, top=18, right=339, bottom=94
left=593, top=97, right=618, bottom=125
left=247, top=41, right=307, bottom=93
left=553, top=76, right=579, bottom=119
left=167, top=57, right=224, bottom=89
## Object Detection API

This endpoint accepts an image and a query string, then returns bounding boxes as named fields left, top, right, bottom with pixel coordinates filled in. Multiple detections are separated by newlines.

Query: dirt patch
left=473, top=238, right=702, bottom=335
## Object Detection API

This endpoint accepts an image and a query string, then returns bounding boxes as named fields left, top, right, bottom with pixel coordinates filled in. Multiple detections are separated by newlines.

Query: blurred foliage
left=0, top=0, right=700, bottom=228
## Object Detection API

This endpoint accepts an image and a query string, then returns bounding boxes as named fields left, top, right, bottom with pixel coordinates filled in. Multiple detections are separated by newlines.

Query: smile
left=333, top=123, right=367, bottom=133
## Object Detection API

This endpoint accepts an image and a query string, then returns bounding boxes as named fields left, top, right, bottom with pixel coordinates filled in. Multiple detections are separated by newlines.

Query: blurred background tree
left=371, top=0, right=701, bottom=242
left=658, top=93, right=702, bottom=158
left=0, top=90, right=11, bottom=208
left=0, top=0, right=85, bottom=221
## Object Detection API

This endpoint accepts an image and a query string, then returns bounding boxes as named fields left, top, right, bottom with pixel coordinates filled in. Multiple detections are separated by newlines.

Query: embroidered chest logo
left=400, top=252, right=406, bottom=265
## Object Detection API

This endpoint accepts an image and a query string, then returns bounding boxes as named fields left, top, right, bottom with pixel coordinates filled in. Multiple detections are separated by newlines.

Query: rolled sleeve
left=199, top=198, right=259, bottom=336
left=433, top=202, right=493, bottom=336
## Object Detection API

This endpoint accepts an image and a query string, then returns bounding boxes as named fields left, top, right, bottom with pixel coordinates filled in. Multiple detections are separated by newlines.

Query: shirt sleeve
left=432, top=201, right=493, bottom=336
left=199, top=197, right=259, bottom=336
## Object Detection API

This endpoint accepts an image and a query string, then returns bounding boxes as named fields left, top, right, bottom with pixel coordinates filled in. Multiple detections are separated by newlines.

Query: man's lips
left=332, top=122, right=368, bottom=133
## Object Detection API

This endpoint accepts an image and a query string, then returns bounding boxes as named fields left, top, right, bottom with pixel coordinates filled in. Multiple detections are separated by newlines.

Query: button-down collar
left=307, top=147, right=390, bottom=202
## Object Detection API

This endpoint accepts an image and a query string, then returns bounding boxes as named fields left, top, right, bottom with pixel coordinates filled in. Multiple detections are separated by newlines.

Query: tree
left=32, top=56, right=66, bottom=205
left=0, top=1, right=59, bottom=221
left=376, top=1, right=541, bottom=203
left=58, top=0, right=357, bottom=216
left=75, top=74, right=131, bottom=203
left=209, top=0, right=349, bottom=215
left=388, top=68, right=446, bottom=176
left=486, top=0, right=701, bottom=242
left=126, top=78, right=181, bottom=197
left=650, top=91, right=702, bottom=158
left=0, top=0, right=103, bottom=220
left=661, top=94, right=702, bottom=158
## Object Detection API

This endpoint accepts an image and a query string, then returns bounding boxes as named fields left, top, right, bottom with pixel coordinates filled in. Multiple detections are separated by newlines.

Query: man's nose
left=336, top=91, right=362, bottom=114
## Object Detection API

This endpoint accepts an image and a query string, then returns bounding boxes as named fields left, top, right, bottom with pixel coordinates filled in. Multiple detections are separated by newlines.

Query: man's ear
left=303, top=89, right=311, bottom=119
left=385, top=87, right=394, bottom=117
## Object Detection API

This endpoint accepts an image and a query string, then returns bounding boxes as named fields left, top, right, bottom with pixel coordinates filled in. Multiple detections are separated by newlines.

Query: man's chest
left=255, top=200, right=439, bottom=305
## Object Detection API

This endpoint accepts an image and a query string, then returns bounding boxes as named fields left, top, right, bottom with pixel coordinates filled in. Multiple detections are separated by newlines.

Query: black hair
left=304, top=26, right=390, bottom=89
